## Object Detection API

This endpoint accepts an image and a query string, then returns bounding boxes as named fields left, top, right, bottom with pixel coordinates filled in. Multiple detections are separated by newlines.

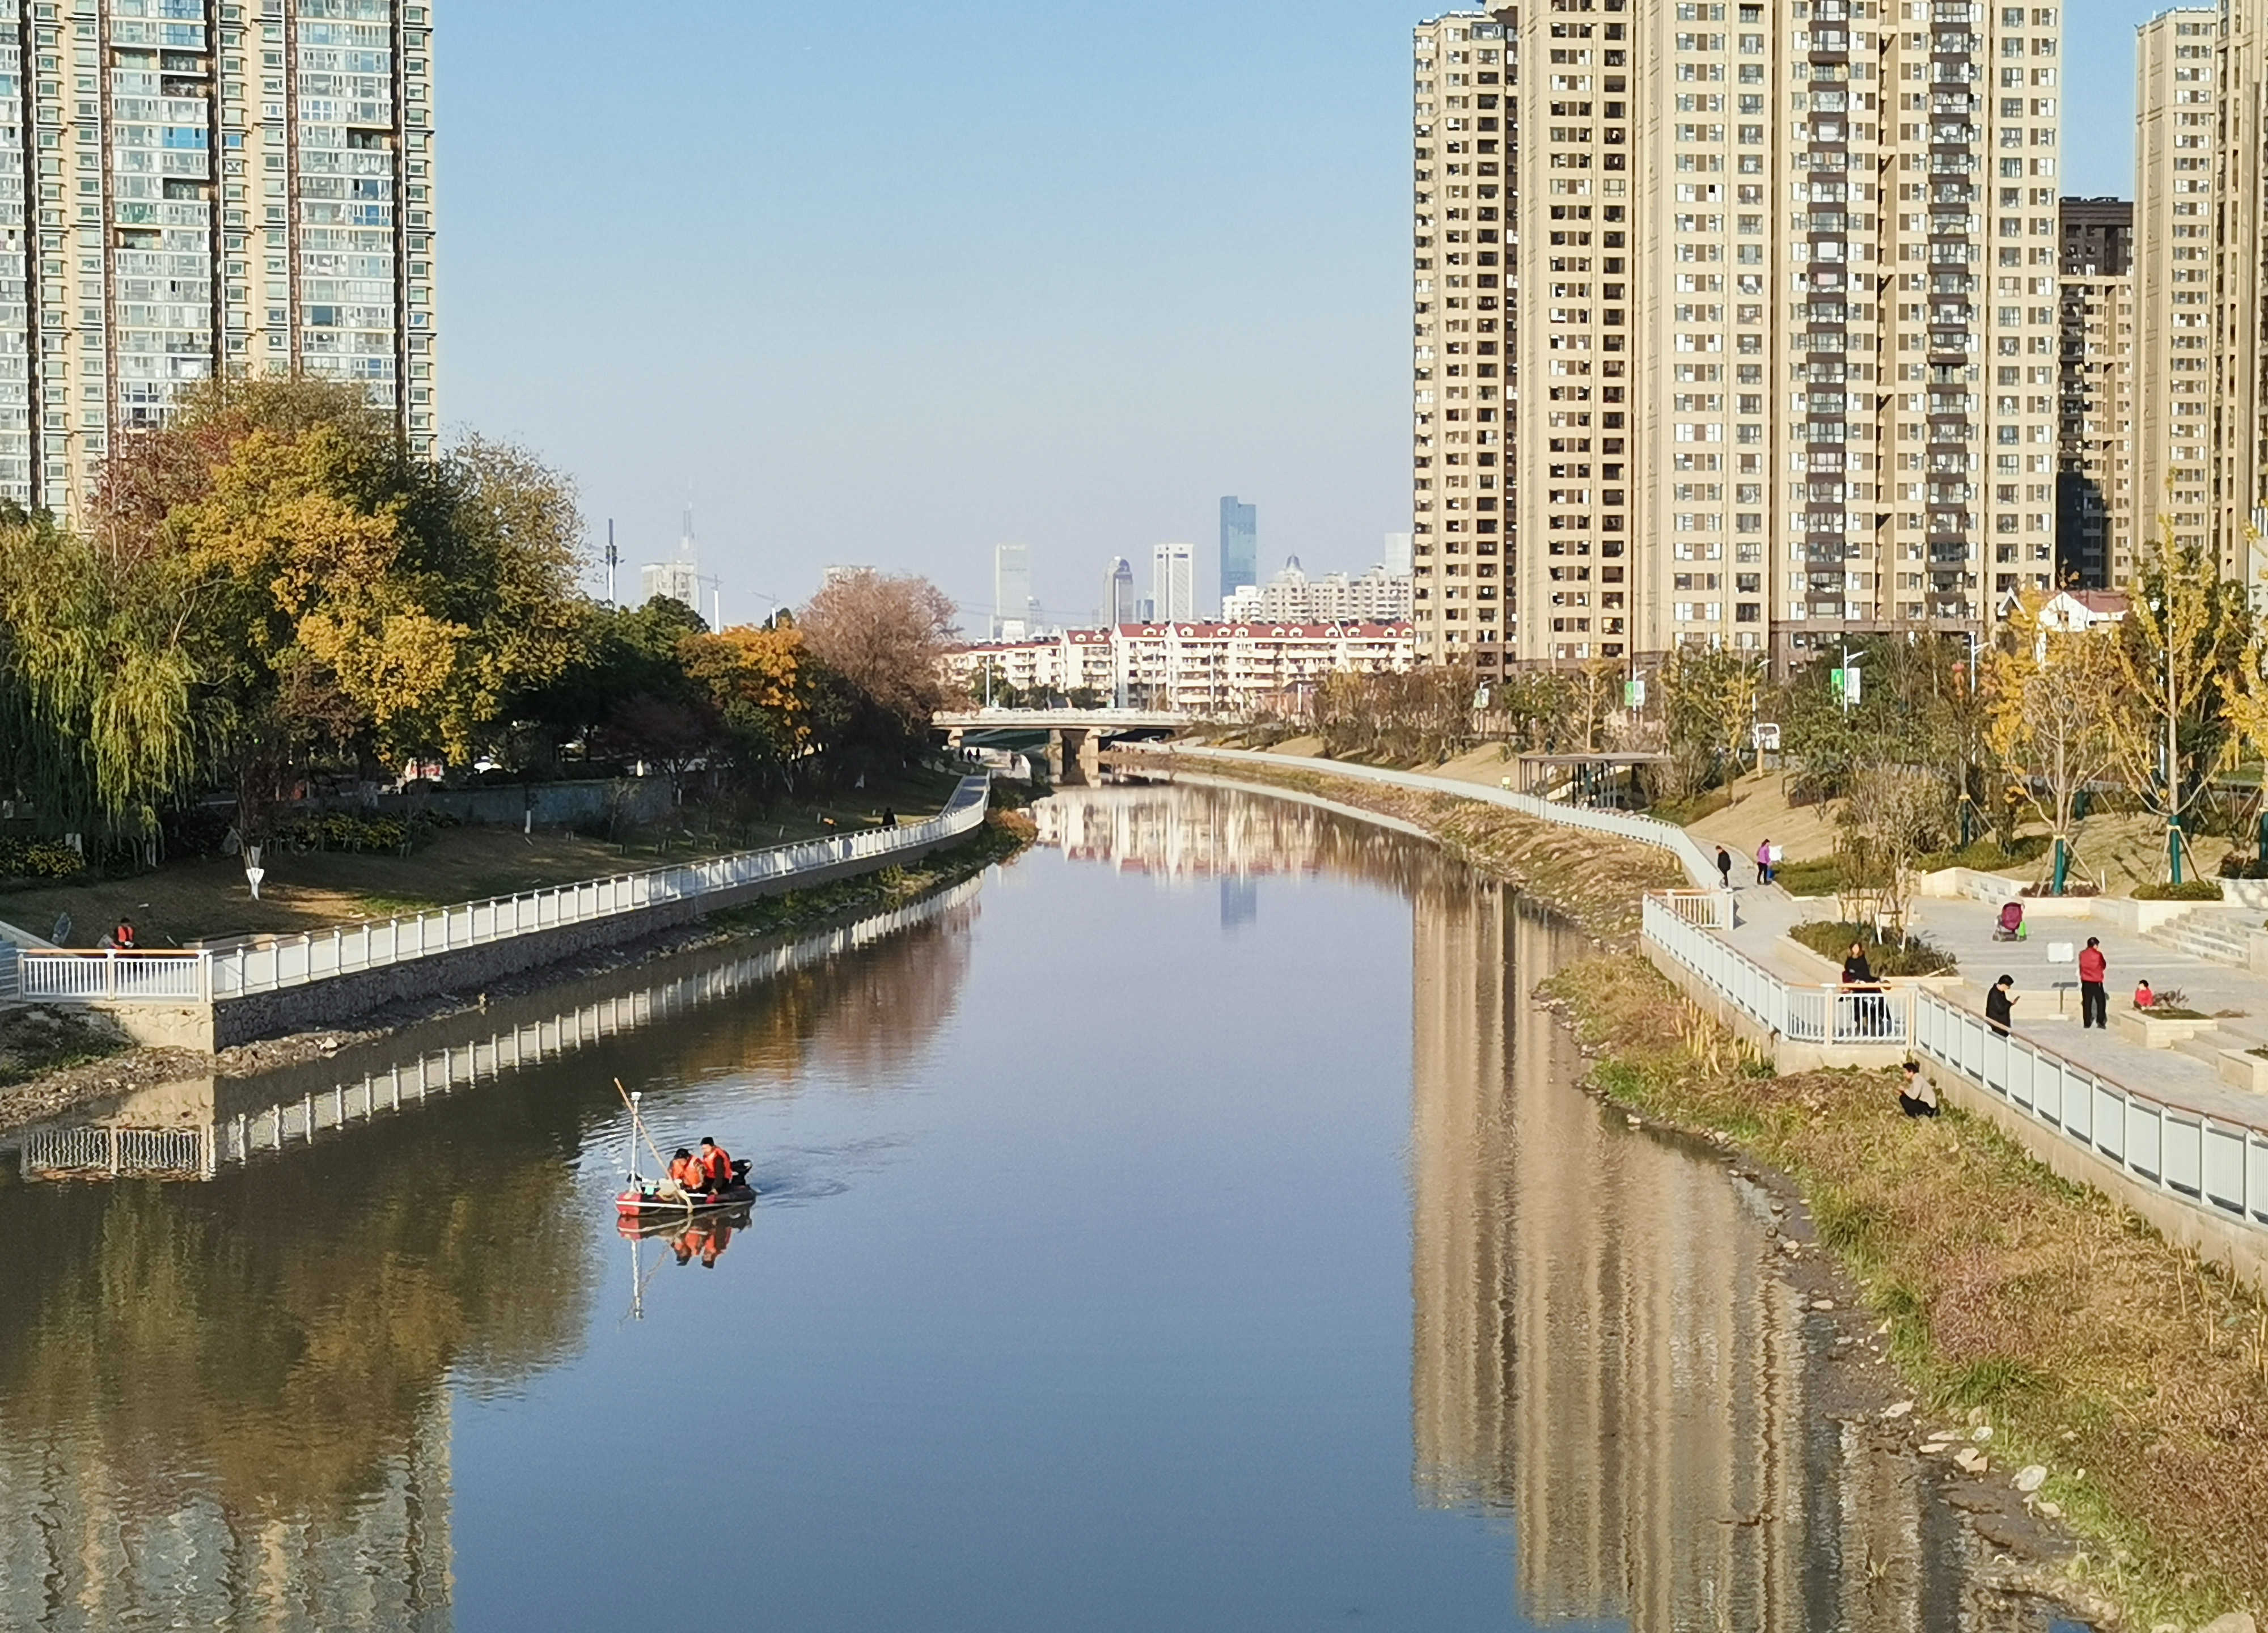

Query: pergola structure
left=1515, top=752, right=1673, bottom=810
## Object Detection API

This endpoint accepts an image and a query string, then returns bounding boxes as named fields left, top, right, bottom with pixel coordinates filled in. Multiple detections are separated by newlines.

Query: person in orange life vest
left=666, top=1147, right=703, bottom=1194
left=112, top=918, right=136, bottom=950
left=697, top=1136, right=734, bottom=1192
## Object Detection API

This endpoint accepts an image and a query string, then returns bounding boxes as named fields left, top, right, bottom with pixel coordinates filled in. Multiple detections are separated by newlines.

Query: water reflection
left=0, top=789, right=2084, bottom=1631
left=0, top=882, right=983, bottom=1631
left=1411, top=879, right=2059, bottom=1632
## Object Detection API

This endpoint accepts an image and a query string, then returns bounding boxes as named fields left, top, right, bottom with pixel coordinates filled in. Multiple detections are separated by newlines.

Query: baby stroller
left=1991, top=900, right=2026, bottom=942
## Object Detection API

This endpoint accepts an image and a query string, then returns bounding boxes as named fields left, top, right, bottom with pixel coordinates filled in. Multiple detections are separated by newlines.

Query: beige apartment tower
left=2054, top=196, right=2130, bottom=587
left=2131, top=9, right=2216, bottom=577
left=0, top=0, right=437, bottom=524
left=1415, top=0, right=2063, bottom=672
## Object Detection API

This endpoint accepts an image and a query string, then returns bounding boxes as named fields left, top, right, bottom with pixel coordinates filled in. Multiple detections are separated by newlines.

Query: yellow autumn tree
left=1984, top=592, right=2122, bottom=894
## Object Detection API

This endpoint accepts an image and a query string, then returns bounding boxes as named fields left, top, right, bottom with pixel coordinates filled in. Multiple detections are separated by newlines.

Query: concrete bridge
left=934, top=708, right=1186, bottom=782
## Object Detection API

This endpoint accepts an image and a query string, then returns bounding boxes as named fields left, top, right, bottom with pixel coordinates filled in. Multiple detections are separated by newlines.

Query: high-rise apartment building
left=2055, top=197, right=2131, bottom=588
left=2132, top=11, right=2216, bottom=574
left=2211, top=0, right=2268, bottom=603
left=1218, top=496, right=1256, bottom=607
left=1414, top=0, right=2063, bottom=674
left=1152, top=540, right=1194, bottom=621
left=0, top=0, right=437, bottom=523
left=992, top=541, right=1031, bottom=638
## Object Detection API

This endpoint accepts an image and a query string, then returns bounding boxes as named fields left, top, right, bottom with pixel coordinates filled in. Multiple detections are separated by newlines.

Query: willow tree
left=0, top=511, right=204, bottom=848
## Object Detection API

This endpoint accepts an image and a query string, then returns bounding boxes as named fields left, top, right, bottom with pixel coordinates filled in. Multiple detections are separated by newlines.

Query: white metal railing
left=16, top=950, right=209, bottom=1002
left=1914, top=989, right=2268, bottom=1230
left=15, top=776, right=990, bottom=1007
left=1643, top=893, right=1909, bottom=1047
left=1660, top=887, right=1730, bottom=930
left=1132, top=744, right=1721, bottom=889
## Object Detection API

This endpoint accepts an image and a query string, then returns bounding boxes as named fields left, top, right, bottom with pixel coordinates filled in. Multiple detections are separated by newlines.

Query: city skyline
left=429, top=0, right=2174, bottom=635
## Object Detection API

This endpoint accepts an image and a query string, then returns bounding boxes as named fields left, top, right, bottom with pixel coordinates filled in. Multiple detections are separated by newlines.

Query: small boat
left=616, top=1200, right=755, bottom=1241
left=615, top=1179, right=756, bottom=1217
left=610, top=1082, right=757, bottom=1218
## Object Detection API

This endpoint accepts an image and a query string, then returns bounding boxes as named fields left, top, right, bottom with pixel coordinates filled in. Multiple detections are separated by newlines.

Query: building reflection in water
left=0, top=881, right=984, bottom=1631
left=1410, top=877, right=2043, bottom=1633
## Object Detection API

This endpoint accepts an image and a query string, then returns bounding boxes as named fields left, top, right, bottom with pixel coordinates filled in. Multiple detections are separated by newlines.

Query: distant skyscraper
left=993, top=543, right=1033, bottom=639
left=1152, top=543, right=1195, bottom=621
left=1219, top=497, right=1258, bottom=607
left=1383, top=532, right=1414, bottom=576
left=1104, top=556, right=1136, bottom=624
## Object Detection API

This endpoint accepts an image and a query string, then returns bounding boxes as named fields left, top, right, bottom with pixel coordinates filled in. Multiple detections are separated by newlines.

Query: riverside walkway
left=1132, top=744, right=2267, bottom=1271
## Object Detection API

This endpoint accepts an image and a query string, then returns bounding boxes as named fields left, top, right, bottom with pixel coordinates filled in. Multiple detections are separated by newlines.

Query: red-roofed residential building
left=940, top=621, right=1414, bottom=714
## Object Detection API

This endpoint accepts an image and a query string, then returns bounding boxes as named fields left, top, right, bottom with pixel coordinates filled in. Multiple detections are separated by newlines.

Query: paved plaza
left=1725, top=881, right=2268, bottom=1126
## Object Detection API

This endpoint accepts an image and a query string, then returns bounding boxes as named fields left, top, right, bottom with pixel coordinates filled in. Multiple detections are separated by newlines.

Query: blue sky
left=442, top=0, right=2157, bottom=631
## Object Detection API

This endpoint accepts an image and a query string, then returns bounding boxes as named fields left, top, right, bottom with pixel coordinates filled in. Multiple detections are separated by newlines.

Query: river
left=0, top=783, right=2085, bottom=1632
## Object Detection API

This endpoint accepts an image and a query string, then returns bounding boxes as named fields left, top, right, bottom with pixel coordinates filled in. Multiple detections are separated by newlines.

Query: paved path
left=1727, top=882, right=2268, bottom=1125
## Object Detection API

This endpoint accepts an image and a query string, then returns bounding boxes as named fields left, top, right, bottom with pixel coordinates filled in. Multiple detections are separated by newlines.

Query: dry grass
left=0, top=769, right=964, bottom=951
left=1162, top=757, right=1686, bottom=940
left=1543, top=950, right=2268, bottom=1631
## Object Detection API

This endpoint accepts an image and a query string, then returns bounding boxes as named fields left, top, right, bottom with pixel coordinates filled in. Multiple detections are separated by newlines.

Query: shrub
left=0, top=837, right=87, bottom=881
left=1788, top=918, right=1958, bottom=976
left=2132, top=879, right=2224, bottom=901
left=1772, top=856, right=1843, bottom=897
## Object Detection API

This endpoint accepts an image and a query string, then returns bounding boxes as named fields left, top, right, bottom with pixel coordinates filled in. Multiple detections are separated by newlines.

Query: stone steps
left=2144, top=909, right=2257, bottom=970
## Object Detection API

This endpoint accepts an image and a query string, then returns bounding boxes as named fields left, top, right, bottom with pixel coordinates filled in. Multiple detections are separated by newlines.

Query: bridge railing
left=15, top=776, right=991, bottom=1007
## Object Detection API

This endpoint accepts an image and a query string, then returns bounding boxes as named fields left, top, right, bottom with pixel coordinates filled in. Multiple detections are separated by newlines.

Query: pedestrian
left=1755, top=837, right=1774, bottom=885
left=1897, top=1060, right=1940, bottom=1118
left=1985, top=974, right=2017, bottom=1037
left=2077, top=936, right=2108, bottom=1029
left=1716, top=845, right=1733, bottom=890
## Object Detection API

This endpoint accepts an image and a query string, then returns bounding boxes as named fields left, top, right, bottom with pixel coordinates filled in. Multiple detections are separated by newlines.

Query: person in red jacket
left=2077, top=936, right=2108, bottom=1030
left=697, top=1136, right=734, bottom=1193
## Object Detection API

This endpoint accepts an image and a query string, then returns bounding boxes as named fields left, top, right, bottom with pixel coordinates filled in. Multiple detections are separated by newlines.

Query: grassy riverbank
left=1542, top=950, right=2268, bottom=1631
left=0, top=806, right=1039, bottom=1140
left=1138, top=754, right=1683, bottom=941
left=705, top=806, right=1035, bottom=941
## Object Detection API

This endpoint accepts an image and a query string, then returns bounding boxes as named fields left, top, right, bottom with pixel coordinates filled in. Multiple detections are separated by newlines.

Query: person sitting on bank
left=1897, top=1059, right=1939, bottom=1118
left=1985, top=974, right=2017, bottom=1037
left=2134, top=979, right=2155, bottom=1010
left=111, top=917, right=136, bottom=950
left=697, top=1135, right=735, bottom=1192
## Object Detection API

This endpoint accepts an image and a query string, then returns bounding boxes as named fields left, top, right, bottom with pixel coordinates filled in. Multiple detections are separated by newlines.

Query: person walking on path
left=2077, top=937, right=2108, bottom=1029
left=1985, top=974, right=2017, bottom=1038
left=1755, top=839, right=1775, bottom=885
left=1716, top=845, right=1734, bottom=889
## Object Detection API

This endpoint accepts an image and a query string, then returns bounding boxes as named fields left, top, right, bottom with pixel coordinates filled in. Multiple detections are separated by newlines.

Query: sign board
left=2047, top=942, right=2075, bottom=964
left=1752, top=722, right=1782, bottom=752
left=1624, top=678, right=1647, bottom=708
left=1830, top=666, right=1863, bottom=705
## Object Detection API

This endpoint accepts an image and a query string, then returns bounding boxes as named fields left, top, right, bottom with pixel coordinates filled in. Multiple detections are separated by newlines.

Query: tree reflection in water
left=0, top=885, right=981, bottom=1632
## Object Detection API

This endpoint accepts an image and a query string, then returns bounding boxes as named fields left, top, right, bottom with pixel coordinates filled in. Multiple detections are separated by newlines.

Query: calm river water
left=0, top=784, right=2084, bottom=1632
